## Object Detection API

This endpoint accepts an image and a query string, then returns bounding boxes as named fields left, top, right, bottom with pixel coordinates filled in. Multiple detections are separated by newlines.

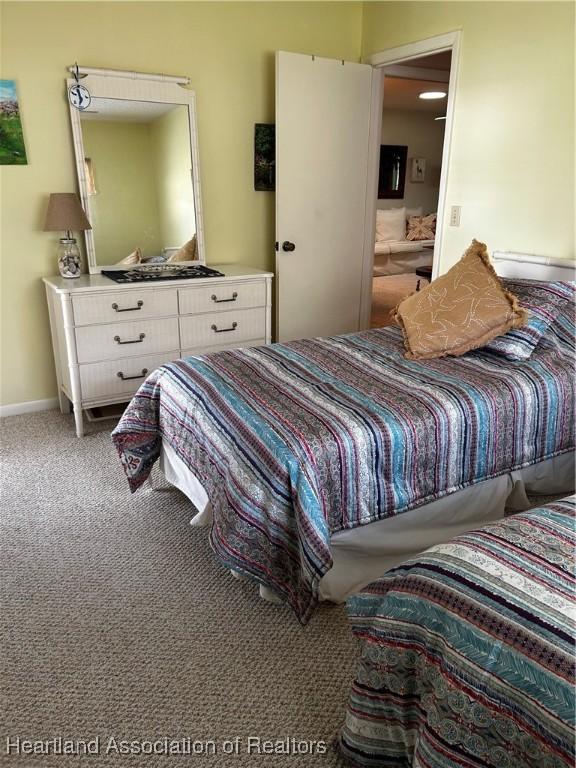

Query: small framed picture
left=410, top=157, right=426, bottom=183
left=254, top=123, right=275, bottom=191
left=0, top=80, right=28, bottom=165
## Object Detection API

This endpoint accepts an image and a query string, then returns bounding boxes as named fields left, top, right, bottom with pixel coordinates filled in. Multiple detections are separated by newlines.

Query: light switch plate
left=449, top=205, right=461, bottom=227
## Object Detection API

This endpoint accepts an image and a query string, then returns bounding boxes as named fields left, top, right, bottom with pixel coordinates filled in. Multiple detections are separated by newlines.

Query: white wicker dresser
left=44, top=265, right=273, bottom=436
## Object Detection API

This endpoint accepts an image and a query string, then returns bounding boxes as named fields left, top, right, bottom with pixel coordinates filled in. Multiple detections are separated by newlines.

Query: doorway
left=358, top=32, right=460, bottom=330
left=370, top=50, right=452, bottom=327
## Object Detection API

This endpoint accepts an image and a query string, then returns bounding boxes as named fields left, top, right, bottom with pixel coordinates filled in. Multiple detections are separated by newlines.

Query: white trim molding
left=367, top=31, right=461, bottom=68
left=68, top=66, right=189, bottom=85
left=358, top=67, right=386, bottom=330
left=0, top=398, right=59, bottom=418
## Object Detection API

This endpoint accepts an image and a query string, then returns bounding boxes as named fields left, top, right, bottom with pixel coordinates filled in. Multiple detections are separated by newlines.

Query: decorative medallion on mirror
left=67, top=66, right=206, bottom=274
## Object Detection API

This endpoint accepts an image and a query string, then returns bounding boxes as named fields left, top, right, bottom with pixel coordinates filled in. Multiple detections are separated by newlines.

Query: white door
left=275, top=51, right=374, bottom=342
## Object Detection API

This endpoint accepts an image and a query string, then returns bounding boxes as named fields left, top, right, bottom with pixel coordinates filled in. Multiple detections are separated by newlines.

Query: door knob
left=282, top=241, right=296, bottom=252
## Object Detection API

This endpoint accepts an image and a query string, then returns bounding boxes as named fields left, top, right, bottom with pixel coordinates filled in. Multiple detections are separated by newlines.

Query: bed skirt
left=159, top=442, right=574, bottom=603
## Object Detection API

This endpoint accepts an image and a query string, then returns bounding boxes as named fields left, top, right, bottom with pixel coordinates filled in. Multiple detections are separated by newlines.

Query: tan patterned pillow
left=406, top=213, right=436, bottom=241
left=167, top=235, right=197, bottom=262
left=393, top=239, right=528, bottom=360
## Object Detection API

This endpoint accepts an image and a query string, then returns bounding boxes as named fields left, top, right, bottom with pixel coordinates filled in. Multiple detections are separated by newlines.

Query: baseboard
left=0, top=398, right=59, bottom=417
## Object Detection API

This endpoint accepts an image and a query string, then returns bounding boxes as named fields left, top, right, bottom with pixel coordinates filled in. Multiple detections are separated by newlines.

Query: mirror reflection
left=80, top=98, right=197, bottom=266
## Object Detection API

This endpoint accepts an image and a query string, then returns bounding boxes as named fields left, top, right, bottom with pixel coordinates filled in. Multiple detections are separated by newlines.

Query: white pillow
left=375, top=207, right=406, bottom=242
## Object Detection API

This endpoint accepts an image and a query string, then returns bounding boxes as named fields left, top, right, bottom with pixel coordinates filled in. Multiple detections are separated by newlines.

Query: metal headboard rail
left=492, top=251, right=575, bottom=269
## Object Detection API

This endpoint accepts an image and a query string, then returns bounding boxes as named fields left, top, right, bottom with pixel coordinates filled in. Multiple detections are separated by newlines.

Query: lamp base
left=58, top=238, right=82, bottom=279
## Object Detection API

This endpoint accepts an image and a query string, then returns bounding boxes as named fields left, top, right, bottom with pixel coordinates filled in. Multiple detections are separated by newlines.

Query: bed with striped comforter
left=112, top=302, right=574, bottom=623
left=339, top=496, right=575, bottom=768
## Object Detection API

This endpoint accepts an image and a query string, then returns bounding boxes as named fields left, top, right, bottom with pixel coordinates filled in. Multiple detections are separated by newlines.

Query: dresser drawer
left=179, top=307, right=266, bottom=349
left=79, top=351, right=179, bottom=401
left=178, top=280, right=266, bottom=315
left=72, top=289, right=177, bottom=326
left=75, top=318, right=179, bottom=364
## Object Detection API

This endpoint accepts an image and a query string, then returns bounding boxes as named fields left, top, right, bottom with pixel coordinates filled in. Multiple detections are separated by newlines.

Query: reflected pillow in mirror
left=481, top=278, right=575, bottom=361
left=168, top=235, right=197, bottom=262
left=116, top=248, right=142, bottom=266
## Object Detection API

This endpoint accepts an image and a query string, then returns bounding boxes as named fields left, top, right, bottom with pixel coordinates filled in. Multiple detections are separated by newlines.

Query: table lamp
left=43, top=193, right=91, bottom=278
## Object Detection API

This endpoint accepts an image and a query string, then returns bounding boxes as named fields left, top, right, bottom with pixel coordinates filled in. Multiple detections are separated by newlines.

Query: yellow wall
left=150, top=106, right=197, bottom=250
left=82, top=120, right=164, bottom=263
left=362, top=1, right=575, bottom=270
left=0, top=1, right=362, bottom=406
left=1, top=1, right=573, bottom=407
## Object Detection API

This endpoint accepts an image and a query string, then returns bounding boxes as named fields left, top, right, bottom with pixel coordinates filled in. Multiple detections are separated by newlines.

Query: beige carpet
left=0, top=410, right=355, bottom=766
left=1, top=410, right=564, bottom=767
left=370, top=273, right=423, bottom=328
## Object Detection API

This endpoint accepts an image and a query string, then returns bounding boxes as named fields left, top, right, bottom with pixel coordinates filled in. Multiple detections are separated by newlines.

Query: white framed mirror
left=67, top=67, right=205, bottom=273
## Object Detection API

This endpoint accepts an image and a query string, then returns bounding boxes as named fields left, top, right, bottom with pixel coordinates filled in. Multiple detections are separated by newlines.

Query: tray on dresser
left=101, top=264, right=225, bottom=283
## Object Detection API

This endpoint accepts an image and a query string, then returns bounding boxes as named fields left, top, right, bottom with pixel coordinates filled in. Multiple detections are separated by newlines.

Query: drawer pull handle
left=114, top=333, right=146, bottom=345
left=117, top=368, right=148, bottom=381
left=211, top=322, right=238, bottom=334
left=112, top=300, right=143, bottom=313
left=211, top=292, right=238, bottom=304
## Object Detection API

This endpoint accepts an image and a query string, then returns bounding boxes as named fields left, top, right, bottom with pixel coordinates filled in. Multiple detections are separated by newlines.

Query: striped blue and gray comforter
left=339, top=496, right=575, bottom=767
left=112, top=316, right=574, bottom=623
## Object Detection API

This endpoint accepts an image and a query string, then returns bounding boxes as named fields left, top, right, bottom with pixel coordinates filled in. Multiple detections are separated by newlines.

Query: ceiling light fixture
left=419, top=91, right=446, bottom=100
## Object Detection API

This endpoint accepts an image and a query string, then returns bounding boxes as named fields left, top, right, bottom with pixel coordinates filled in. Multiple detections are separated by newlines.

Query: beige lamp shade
left=43, top=193, right=92, bottom=232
